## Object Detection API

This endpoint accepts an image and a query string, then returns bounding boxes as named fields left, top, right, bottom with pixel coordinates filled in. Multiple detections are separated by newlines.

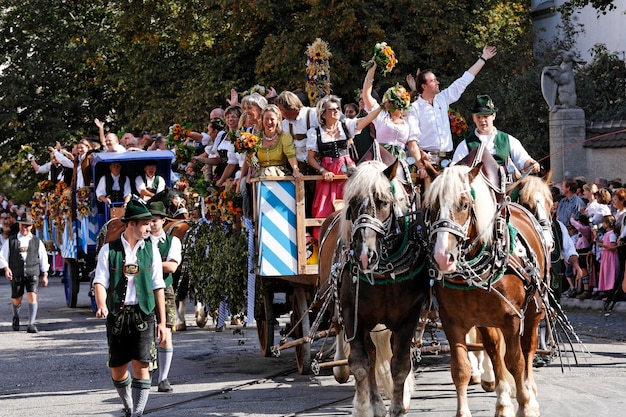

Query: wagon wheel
left=256, top=288, right=275, bottom=357
left=291, top=287, right=312, bottom=374
left=64, top=259, right=80, bottom=308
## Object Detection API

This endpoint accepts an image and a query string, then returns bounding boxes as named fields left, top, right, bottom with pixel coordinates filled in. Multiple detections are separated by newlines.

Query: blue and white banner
left=256, top=181, right=297, bottom=276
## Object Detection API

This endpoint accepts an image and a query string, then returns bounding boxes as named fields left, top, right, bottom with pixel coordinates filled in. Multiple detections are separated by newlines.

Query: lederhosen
left=106, top=239, right=156, bottom=367
left=8, top=235, right=41, bottom=297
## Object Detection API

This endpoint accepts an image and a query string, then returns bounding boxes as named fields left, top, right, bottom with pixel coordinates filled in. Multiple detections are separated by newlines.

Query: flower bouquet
left=18, top=145, right=35, bottom=162
left=166, top=122, right=192, bottom=147
left=362, top=42, right=398, bottom=76
left=448, top=109, right=468, bottom=142
left=361, top=42, right=398, bottom=76
left=233, top=131, right=261, bottom=167
left=383, top=84, right=411, bottom=112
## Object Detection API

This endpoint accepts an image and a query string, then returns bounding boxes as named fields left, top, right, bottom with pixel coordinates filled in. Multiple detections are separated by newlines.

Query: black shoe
left=121, top=407, right=131, bottom=417
left=158, top=378, right=173, bottom=392
left=26, top=325, right=38, bottom=333
left=12, top=316, right=19, bottom=331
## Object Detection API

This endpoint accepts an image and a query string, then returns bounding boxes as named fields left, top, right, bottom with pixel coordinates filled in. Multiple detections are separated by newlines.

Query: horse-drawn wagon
left=62, top=150, right=175, bottom=308
left=250, top=175, right=340, bottom=375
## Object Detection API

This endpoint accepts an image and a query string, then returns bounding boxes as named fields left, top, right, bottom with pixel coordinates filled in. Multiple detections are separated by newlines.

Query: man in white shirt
left=135, top=160, right=166, bottom=202
left=96, top=162, right=132, bottom=211
left=275, top=91, right=320, bottom=172
left=0, top=214, right=49, bottom=333
left=29, top=144, right=74, bottom=184
left=93, top=200, right=165, bottom=417
left=406, top=46, right=497, bottom=167
left=95, top=118, right=127, bottom=153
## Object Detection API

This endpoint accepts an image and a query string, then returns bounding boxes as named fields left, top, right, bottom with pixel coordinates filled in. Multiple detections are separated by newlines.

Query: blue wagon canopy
left=91, top=150, right=174, bottom=190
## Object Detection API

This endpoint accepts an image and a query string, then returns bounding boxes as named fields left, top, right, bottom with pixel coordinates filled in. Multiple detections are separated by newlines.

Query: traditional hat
left=470, top=95, right=498, bottom=115
left=122, top=200, right=153, bottom=222
left=148, top=201, right=167, bottom=217
left=17, top=212, right=34, bottom=225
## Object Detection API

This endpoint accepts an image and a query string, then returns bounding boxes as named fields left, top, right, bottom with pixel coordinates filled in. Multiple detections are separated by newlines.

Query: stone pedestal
left=549, top=108, right=586, bottom=181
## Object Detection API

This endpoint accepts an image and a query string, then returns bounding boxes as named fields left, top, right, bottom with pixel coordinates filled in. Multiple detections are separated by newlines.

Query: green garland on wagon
left=185, top=221, right=249, bottom=320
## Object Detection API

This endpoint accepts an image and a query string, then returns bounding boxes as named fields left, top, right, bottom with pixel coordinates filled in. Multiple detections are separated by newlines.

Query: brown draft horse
left=318, top=159, right=430, bottom=417
left=425, top=161, right=552, bottom=417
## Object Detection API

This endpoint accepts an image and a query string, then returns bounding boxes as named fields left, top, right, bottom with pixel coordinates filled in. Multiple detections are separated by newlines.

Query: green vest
left=107, top=238, right=156, bottom=315
left=465, top=130, right=511, bottom=166
left=155, top=234, right=174, bottom=287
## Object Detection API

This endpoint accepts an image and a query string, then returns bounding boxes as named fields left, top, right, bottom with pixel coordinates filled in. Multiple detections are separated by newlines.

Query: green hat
left=470, top=94, right=498, bottom=115
left=122, top=200, right=153, bottom=222
left=148, top=201, right=167, bottom=217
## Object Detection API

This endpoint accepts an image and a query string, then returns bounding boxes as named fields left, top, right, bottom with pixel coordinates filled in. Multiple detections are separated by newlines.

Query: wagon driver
left=93, top=200, right=165, bottom=417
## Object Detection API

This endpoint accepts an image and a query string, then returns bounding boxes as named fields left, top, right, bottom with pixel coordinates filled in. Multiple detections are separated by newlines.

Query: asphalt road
left=1, top=277, right=625, bottom=417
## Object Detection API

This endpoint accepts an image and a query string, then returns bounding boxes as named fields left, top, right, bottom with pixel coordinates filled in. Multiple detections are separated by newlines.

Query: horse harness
left=429, top=188, right=548, bottom=331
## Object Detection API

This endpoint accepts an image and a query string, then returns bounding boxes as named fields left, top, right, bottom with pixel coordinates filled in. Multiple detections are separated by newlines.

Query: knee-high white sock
left=157, top=347, right=173, bottom=382
left=131, top=378, right=151, bottom=417
left=113, top=374, right=133, bottom=413
left=28, top=302, right=38, bottom=326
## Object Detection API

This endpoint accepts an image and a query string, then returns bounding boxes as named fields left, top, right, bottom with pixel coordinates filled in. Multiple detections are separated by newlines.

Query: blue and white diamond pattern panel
left=257, top=181, right=297, bottom=276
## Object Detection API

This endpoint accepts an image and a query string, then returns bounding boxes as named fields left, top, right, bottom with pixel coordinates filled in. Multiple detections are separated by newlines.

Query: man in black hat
left=0, top=213, right=49, bottom=333
left=452, top=94, right=540, bottom=174
left=147, top=201, right=182, bottom=393
left=93, top=200, right=165, bottom=417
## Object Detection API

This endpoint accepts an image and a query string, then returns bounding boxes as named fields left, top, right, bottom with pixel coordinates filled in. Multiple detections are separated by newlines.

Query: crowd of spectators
left=553, top=176, right=626, bottom=304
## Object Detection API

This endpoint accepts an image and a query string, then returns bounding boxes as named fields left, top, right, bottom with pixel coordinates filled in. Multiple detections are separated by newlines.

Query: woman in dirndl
left=306, top=95, right=382, bottom=239
left=362, top=61, right=427, bottom=177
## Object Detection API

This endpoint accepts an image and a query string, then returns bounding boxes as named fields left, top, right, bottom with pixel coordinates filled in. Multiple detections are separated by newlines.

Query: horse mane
left=340, top=160, right=408, bottom=243
left=514, top=174, right=553, bottom=220
left=424, top=165, right=495, bottom=246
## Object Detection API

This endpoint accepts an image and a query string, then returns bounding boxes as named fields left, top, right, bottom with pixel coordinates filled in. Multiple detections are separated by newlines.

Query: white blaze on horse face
left=433, top=207, right=457, bottom=273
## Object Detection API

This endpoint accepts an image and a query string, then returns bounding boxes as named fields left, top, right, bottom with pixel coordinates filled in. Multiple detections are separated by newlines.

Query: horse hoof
left=481, top=380, right=496, bottom=392
left=175, top=323, right=187, bottom=331
left=469, top=374, right=481, bottom=385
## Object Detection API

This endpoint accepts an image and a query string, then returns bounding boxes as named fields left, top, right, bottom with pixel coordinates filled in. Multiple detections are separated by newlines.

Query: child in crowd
left=595, top=215, right=619, bottom=300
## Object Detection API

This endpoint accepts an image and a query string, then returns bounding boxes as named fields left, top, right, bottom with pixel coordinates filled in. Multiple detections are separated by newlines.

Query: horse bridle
left=429, top=188, right=510, bottom=283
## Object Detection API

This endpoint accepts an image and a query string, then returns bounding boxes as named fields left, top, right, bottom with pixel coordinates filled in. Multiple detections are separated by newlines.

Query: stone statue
left=541, top=50, right=586, bottom=112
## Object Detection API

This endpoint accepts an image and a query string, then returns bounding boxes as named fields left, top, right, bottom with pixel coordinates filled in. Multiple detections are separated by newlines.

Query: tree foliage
left=0, top=0, right=623, bottom=201
left=575, top=44, right=626, bottom=121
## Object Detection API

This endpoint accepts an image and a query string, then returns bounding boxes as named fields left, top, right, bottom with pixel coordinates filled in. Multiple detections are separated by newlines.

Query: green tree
left=576, top=44, right=626, bottom=121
